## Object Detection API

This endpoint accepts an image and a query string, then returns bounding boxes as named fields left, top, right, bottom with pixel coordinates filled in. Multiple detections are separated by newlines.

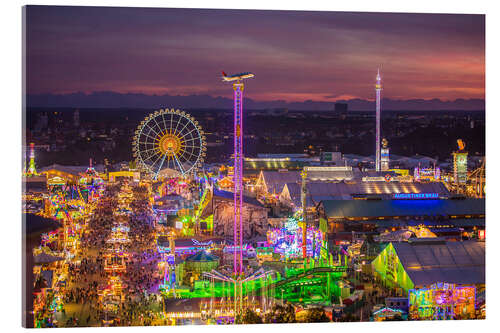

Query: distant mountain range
left=26, top=91, right=485, bottom=111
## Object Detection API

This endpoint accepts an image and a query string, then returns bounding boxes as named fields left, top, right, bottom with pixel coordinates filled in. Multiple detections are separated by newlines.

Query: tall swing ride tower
left=204, top=72, right=272, bottom=322
left=222, top=71, right=255, bottom=314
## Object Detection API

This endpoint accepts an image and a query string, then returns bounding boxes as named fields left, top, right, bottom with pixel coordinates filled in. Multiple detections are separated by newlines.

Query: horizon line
left=26, top=90, right=485, bottom=104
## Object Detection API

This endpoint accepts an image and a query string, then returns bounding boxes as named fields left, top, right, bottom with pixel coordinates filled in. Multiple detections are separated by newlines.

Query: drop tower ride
left=222, top=71, right=255, bottom=315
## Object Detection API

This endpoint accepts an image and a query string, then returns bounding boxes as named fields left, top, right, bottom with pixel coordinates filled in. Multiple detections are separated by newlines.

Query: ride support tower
left=233, top=81, right=244, bottom=277
left=222, top=71, right=254, bottom=316
left=300, top=169, right=308, bottom=259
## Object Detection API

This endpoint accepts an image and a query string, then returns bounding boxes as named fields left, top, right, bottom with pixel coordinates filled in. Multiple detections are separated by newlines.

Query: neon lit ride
left=267, top=220, right=323, bottom=259
left=133, top=108, right=206, bottom=179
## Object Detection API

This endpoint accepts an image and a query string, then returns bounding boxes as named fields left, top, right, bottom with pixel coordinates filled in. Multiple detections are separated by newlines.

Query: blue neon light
left=393, top=193, right=439, bottom=199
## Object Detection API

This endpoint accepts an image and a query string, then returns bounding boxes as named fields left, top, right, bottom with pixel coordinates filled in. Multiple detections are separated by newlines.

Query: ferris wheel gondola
left=132, top=108, right=206, bottom=179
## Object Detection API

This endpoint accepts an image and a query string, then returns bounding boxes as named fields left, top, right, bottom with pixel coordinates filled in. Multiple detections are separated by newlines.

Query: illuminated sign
left=304, top=166, right=352, bottom=172
left=362, top=176, right=393, bottom=182
left=381, top=149, right=390, bottom=171
left=191, top=239, right=213, bottom=246
left=393, top=193, right=439, bottom=199
left=245, top=158, right=290, bottom=161
left=453, top=152, right=468, bottom=185
left=47, top=176, right=66, bottom=185
left=223, top=244, right=251, bottom=253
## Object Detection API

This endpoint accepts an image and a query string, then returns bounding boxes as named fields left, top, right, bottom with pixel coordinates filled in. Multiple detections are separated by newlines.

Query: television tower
left=375, top=69, right=382, bottom=171
left=26, top=142, right=38, bottom=177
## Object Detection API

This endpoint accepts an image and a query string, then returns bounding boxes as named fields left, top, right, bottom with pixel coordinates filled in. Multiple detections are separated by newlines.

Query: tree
left=303, top=308, right=330, bottom=323
left=264, top=304, right=296, bottom=323
left=339, top=312, right=357, bottom=322
left=241, top=309, right=263, bottom=324
left=282, top=303, right=297, bottom=323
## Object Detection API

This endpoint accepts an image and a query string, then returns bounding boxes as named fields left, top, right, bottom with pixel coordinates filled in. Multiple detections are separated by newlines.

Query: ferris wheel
left=132, top=108, right=206, bottom=178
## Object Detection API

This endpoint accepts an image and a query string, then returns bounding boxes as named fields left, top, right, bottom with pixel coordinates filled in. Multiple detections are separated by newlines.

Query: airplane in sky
left=221, top=71, right=255, bottom=82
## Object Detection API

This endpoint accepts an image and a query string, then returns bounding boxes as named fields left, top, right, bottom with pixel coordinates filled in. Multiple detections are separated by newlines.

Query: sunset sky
left=25, top=6, right=485, bottom=103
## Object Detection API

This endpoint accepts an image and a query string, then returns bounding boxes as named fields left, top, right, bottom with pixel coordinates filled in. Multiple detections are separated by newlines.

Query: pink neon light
left=233, top=83, right=244, bottom=275
left=234, top=85, right=238, bottom=275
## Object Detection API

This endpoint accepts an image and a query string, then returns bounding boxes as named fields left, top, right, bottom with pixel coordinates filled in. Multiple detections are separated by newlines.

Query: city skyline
left=26, top=6, right=485, bottom=106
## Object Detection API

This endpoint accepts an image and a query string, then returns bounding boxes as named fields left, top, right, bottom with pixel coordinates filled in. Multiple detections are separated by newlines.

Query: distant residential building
left=34, top=112, right=48, bottom=132
left=265, top=108, right=288, bottom=116
left=335, top=103, right=348, bottom=113
left=320, top=152, right=343, bottom=165
left=73, top=109, right=80, bottom=127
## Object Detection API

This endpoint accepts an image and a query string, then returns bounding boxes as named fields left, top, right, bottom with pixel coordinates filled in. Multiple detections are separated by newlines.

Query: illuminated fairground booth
left=156, top=237, right=221, bottom=257
left=371, top=239, right=484, bottom=319
left=106, top=224, right=131, bottom=244
left=108, top=170, right=140, bottom=183
left=43, top=166, right=79, bottom=185
left=104, top=250, right=128, bottom=273
left=266, top=217, right=323, bottom=259
left=409, top=283, right=476, bottom=320
left=184, top=251, right=220, bottom=277
left=413, top=166, right=441, bottom=182
left=78, top=160, right=105, bottom=201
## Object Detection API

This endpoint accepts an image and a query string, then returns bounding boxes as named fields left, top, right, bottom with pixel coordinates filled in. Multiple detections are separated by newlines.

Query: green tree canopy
left=303, top=308, right=330, bottom=323
left=241, top=309, right=263, bottom=324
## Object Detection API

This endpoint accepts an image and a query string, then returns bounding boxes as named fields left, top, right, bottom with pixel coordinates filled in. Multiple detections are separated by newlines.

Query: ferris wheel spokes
left=133, top=108, right=205, bottom=178
left=173, top=114, right=183, bottom=136
left=155, top=152, right=168, bottom=180
left=173, top=153, right=185, bottom=175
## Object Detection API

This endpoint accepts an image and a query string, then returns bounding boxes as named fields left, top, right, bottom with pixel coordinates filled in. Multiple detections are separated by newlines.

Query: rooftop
left=322, top=198, right=485, bottom=219
left=283, top=181, right=451, bottom=207
left=40, top=163, right=105, bottom=176
left=185, top=251, right=219, bottom=262
left=392, top=240, right=485, bottom=285
left=213, top=188, right=264, bottom=207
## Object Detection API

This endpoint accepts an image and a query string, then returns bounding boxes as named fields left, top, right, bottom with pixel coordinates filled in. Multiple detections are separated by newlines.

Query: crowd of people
left=57, top=181, right=165, bottom=327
